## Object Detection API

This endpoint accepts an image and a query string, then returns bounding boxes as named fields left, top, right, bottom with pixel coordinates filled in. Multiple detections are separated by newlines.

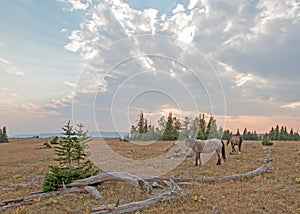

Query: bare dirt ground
left=0, top=138, right=299, bottom=213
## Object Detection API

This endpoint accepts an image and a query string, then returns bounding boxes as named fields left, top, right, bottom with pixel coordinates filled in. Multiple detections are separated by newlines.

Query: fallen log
left=93, top=179, right=185, bottom=214
left=144, top=165, right=270, bottom=183
left=1, top=186, right=101, bottom=210
left=68, top=171, right=151, bottom=193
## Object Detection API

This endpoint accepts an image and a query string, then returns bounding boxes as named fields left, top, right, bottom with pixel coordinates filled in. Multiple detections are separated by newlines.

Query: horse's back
left=202, top=138, right=222, bottom=153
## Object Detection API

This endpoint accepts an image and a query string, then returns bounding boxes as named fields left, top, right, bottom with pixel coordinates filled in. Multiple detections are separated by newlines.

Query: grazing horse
left=185, top=137, right=226, bottom=166
left=227, top=135, right=243, bottom=153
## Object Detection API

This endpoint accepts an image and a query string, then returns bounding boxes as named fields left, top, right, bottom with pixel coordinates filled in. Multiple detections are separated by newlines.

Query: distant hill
left=9, top=131, right=128, bottom=139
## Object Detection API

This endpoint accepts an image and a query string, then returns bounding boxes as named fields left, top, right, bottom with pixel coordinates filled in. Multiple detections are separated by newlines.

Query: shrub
left=262, top=137, right=273, bottom=146
left=44, top=142, right=52, bottom=148
left=42, top=161, right=97, bottom=192
left=50, top=136, right=59, bottom=144
left=43, top=121, right=97, bottom=192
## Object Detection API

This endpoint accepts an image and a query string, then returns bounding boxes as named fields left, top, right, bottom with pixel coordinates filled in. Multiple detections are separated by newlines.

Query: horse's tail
left=221, top=140, right=226, bottom=161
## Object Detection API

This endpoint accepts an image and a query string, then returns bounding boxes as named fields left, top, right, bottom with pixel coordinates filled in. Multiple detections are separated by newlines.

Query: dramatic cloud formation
left=0, top=0, right=299, bottom=135
left=61, top=0, right=299, bottom=132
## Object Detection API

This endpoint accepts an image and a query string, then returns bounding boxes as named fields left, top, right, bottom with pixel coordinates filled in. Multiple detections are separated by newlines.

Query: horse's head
left=226, top=136, right=231, bottom=145
left=184, top=135, right=192, bottom=147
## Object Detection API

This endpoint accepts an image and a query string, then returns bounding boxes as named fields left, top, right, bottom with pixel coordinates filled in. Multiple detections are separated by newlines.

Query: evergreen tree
left=236, top=129, right=240, bottom=136
left=55, top=121, right=77, bottom=169
left=222, top=129, right=231, bottom=140
left=144, top=119, right=148, bottom=133
left=190, top=116, right=200, bottom=138
left=161, top=112, right=179, bottom=140
left=274, top=125, right=280, bottom=140
left=0, top=126, right=9, bottom=143
left=130, top=125, right=137, bottom=139
left=182, top=116, right=191, bottom=137
left=269, top=127, right=275, bottom=140
left=243, top=128, right=248, bottom=140
left=197, top=114, right=206, bottom=140
left=253, top=130, right=258, bottom=140
left=206, top=115, right=219, bottom=139
left=137, top=111, right=145, bottom=134
left=0, top=128, right=2, bottom=143
left=218, top=126, right=224, bottom=140
left=74, top=123, right=90, bottom=166
left=157, top=116, right=166, bottom=137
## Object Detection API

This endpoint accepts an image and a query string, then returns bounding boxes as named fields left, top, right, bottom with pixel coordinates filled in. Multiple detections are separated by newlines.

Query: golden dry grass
left=0, top=138, right=299, bottom=213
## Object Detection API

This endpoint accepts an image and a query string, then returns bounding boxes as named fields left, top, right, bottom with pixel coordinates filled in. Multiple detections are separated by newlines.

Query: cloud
left=58, top=0, right=90, bottom=11
left=64, top=81, right=76, bottom=87
left=6, top=67, right=24, bottom=76
left=281, top=101, right=300, bottom=109
left=60, top=0, right=300, bottom=131
left=0, top=57, right=11, bottom=64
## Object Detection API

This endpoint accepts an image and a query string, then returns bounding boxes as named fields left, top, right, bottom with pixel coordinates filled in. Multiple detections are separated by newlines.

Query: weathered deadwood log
left=93, top=179, right=185, bottom=214
left=144, top=165, right=270, bottom=183
left=68, top=172, right=151, bottom=193
left=85, top=186, right=103, bottom=199
left=1, top=186, right=101, bottom=210
left=1, top=191, right=59, bottom=206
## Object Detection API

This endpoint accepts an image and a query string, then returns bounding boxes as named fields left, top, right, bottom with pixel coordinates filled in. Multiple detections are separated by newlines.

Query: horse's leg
left=231, top=143, right=236, bottom=152
left=216, top=149, right=221, bottom=165
left=199, top=153, right=202, bottom=166
left=195, top=153, right=199, bottom=166
left=238, top=142, right=242, bottom=153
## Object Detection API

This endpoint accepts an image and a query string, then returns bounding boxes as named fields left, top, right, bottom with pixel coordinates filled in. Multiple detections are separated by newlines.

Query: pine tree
left=0, top=128, right=2, bottom=143
left=218, top=126, right=224, bottom=139
left=275, top=125, right=280, bottom=140
left=55, top=121, right=77, bottom=169
left=161, top=112, right=179, bottom=140
left=137, top=111, right=145, bottom=134
left=269, top=127, right=275, bottom=140
left=0, top=127, right=9, bottom=143
left=222, top=129, right=231, bottom=140
left=197, top=114, right=206, bottom=140
left=189, top=116, right=199, bottom=138
left=144, top=119, right=148, bottom=133
left=243, top=128, right=248, bottom=140
left=206, top=115, right=219, bottom=139
left=182, top=116, right=191, bottom=137
left=74, top=123, right=90, bottom=166
left=130, top=125, right=137, bottom=139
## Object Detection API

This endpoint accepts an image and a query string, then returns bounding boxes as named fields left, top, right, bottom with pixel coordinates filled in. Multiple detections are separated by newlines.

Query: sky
left=0, top=0, right=299, bottom=136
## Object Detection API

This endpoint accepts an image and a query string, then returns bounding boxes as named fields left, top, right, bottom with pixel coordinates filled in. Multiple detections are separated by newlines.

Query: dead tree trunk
left=93, top=179, right=185, bottom=214
left=144, top=165, right=270, bottom=183
left=68, top=171, right=151, bottom=193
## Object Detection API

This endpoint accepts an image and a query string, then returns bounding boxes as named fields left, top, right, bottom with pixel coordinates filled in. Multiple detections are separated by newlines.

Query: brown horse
left=185, top=137, right=226, bottom=165
left=227, top=135, right=243, bottom=153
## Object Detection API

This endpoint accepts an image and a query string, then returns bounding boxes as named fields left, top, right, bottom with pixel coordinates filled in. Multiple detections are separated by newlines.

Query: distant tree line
left=264, top=125, right=300, bottom=141
left=125, top=112, right=300, bottom=142
left=126, top=112, right=232, bottom=141
left=0, top=126, right=8, bottom=143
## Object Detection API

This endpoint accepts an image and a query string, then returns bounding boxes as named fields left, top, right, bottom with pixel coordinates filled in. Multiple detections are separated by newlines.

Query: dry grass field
left=0, top=138, right=299, bottom=213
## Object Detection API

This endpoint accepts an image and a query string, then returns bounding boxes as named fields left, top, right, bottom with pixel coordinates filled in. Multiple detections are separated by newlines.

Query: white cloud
left=281, top=101, right=300, bottom=109
left=64, top=81, right=76, bottom=87
left=172, top=4, right=185, bottom=14
left=58, top=0, right=89, bottom=11
left=218, top=62, right=266, bottom=88
left=178, top=25, right=195, bottom=44
left=60, top=0, right=300, bottom=131
left=0, top=57, right=11, bottom=64
left=6, top=67, right=24, bottom=76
